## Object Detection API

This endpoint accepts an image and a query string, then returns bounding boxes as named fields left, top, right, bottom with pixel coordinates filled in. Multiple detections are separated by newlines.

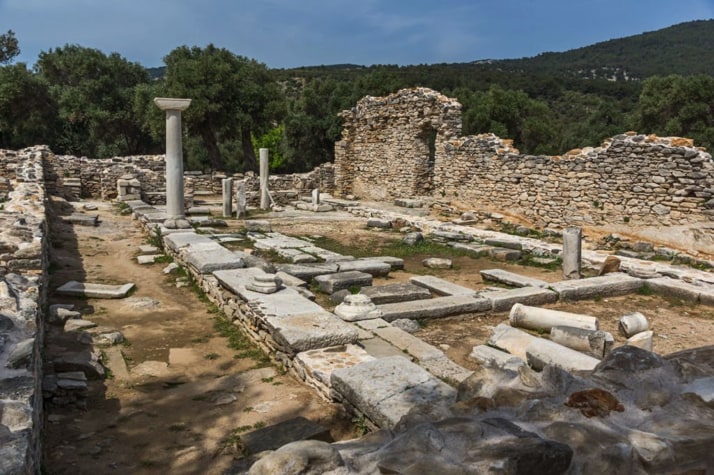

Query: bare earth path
left=42, top=199, right=351, bottom=475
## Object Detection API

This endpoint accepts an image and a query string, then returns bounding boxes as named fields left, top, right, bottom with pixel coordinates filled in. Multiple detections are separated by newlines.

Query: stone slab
left=331, top=356, right=457, bottom=429
left=314, top=271, right=373, bottom=294
left=275, top=263, right=340, bottom=281
left=136, top=254, right=159, bottom=265
left=479, top=268, right=549, bottom=288
left=163, top=232, right=214, bottom=252
left=337, top=259, right=391, bottom=277
left=294, top=344, right=375, bottom=395
left=356, top=318, right=444, bottom=361
left=377, top=295, right=491, bottom=321
left=409, top=275, right=477, bottom=297
left=481, top=286, right=559, bottom=312
left=484, top=238, right=523, bottom=251
left=420, top=356, right=474, bottom=384
left=214, top=268, right=322, bottom=317
left=138, top=245, right=159, bottom=254
left=250, top=233, right=309, bottom=250
left=55, top=281, right=134, bottom=299
left=487, top=323, right=537, bottom=360
left=64, top=213, right=99, bottom=226
left=469, top=345, right=525, bottom=370
left=449, top=242, right=494, bottom=257
left=489, top=248, right=522, bottom=261
left=184, top=243, right=244, bottom=274
left=359, top=283, right=431, bottom=305
left=240, top=417, right=332, bottom=455
left=550, top=273, right=642, bottom=300
left=643, top=277, right=702, bottom=303
left=265, top=312, right=359, bottom=353
left=369, top=256, right=405, bottom=271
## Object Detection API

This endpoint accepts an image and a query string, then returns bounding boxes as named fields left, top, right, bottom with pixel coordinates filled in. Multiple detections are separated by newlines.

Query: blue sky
left=1, top=0, right=712, bottom=69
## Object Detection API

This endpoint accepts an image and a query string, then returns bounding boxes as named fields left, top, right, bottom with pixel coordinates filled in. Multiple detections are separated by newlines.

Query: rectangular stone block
left=266, top=313, right=359, bottom=354
left=359, top=283, right=431, bottom=305
left=409, top=275, right=477, bottom=297
left=356, top=319, right=444, bottom=362
left=314, top=271, right=373, bottom=294
left=377, top=295, right=491, bottom=321
left=331, top=356, right=457, bottom=429
left=481, top=286, right=558, bottom=312
left=183, top=243, right=244, bottom=274
left=449, top=242, right=494, bottom=257
left=487, top=323, right=537, bottom=360
left=163, top=231, right=214, bottom=252
left=484, top=238, right=523, bottom=250
left=275, top=263, right=340, bottom=281
left=469, top=345, right=525, bottom=369
left=337, top=259, right=391, bottom=277
left=479, top=268, right=549, bottom=288
left=644, top=277, right=701, bottom=303
left=550, top=273, right=642, bottom=300
left=55, top=281, right=134, bottom=299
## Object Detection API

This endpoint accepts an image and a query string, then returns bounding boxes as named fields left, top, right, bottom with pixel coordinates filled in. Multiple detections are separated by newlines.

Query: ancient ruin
left=1, top=87, right=713, bottom=473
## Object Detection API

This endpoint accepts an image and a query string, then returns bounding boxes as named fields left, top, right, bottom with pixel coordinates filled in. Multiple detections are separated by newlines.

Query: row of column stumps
left=153, top=97, right=270, bottom=222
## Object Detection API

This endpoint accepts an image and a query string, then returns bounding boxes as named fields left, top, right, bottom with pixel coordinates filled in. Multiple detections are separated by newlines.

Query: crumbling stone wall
left=0, top=146, right=50, bottom=474
left=335, top=88, right=714, bottom=228
left=335, top=87, right=462, bottom=200
left=43, top=153, right=335, bottom=206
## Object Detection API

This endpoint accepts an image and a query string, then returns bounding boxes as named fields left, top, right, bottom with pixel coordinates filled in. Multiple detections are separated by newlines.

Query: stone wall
left=335, top=88, right=714, bottom=228
left=0, top=146, right=50, bottom=474
left=43, top=153, right=335, bottom=207
left=335, top=87, right=462, bottom=201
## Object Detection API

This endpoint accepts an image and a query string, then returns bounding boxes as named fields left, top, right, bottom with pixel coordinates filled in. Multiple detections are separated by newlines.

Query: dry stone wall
left=335, top=88, right=714, bottom=228
left=335, top=87, right=462, bottom=201
left=0, top=146, right=50, bottom=474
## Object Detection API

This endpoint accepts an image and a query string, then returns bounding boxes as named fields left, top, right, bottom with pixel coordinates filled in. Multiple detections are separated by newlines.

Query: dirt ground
left=42, top=200, right=714, bottom=474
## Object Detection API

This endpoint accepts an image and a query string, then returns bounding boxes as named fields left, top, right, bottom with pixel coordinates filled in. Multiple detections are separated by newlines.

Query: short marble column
left=311, top=188, right=320, bottom=206
left=222, top=177, right=233, bottom=218
left=562, top=227, right=582, bottom=279
left=235, top=180, right=247, bottom=218
left=154, top=97, right=191, bottom=229
left=259, top=148, right=270, bottom=210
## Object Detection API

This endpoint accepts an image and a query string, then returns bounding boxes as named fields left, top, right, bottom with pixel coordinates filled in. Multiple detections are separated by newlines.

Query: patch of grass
left=261, top=377, right=274, bottom=383
left=168, top=423, right=187, bottom=432
left=213, top=315, right=270, bottom=366
left=146, top=225, right=164, bottom=251
left=352, top=414, right=370, bottom=437
left=637, top=284, right=655, bottom=296
left=152, top=254, right=174, bottom=264
left=191, top=394, right=208, bottom=401
left=253, top=421, right=266, bottom=429
left=519, top=254, right=562, bottom=271
left=204, top=352, right=220, bottom=360
left=243, top=406, right=254, bottom=412
left=252, top=248, right=293, bottom=264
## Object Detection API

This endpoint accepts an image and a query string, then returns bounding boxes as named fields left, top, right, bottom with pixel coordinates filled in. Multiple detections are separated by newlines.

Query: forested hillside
left=0, top=20, right=712, bottom=173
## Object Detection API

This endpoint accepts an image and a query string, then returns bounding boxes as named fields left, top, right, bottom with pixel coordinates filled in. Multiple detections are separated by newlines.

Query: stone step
left=377, top=295, right=491, bottom=321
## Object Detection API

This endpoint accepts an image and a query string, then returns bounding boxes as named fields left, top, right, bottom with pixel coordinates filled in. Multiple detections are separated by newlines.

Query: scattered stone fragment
left=402, top=232, right=423, bottom=246
left=245, top=220, right=272, bottom=232
left=598, top=255, right=621, bottom=275
left=64, top=319, right=97, bottom=332
left=367, top=218, right=392, bottom=229
left=329, top=289, right=351, bottom=305
left=626, top=330, right=654, bottom=351
left=162, top=262, right=180, bottom=274
left=619, top=312, right=650, bottom=337
left=391, top=318, right=421, bottom=334
left=136, top=254, right=159, bottom=265
left=240, top=417, right=332, bottom=455
left=422, top=257, right=452, bottom=269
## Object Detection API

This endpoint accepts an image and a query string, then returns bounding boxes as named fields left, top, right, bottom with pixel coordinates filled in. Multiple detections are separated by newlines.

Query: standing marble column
left=259, top=148, right=270, bottom=210
left=222, top=177, right=233, bottom=217
left=235, top=180, right=247, bottom=218
left=562, top=227, right=582, bottom=279
left=154, top=97, right=191, bottom=229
